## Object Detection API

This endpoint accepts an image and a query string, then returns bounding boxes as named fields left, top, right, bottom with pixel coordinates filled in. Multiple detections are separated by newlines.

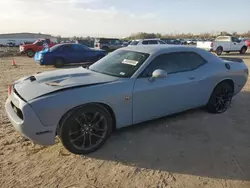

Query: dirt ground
left=0, top=53, right=250, bottom=188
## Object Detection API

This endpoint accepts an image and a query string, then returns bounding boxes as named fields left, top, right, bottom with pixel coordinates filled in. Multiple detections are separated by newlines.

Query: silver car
left=5, top=45, right=248, bottom=154
left=128, top=39, right=166, bottom=46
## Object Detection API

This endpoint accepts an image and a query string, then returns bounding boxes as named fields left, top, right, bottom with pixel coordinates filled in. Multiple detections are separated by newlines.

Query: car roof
left=134, top=38, right=161, bottom=41
left=122, top=44, right=200, bottom=54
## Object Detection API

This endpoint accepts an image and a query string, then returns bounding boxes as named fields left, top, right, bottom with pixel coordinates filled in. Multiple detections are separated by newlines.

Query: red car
left=242, top=38, right=250, bottom=48
left=19, top=38, right=55, bottom=58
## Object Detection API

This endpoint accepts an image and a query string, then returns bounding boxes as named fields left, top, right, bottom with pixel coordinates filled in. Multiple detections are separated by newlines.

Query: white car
left=128, top=39, right=166, bottom=46
left=197, top=36, right=248, bottom=56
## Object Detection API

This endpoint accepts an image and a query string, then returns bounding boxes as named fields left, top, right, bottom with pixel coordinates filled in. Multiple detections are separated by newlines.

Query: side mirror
left=148, top=69, right=167, bottom=82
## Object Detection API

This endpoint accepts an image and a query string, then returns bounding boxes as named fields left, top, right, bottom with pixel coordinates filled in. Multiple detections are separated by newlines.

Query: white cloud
left=0, top=0, right=160, bottom=37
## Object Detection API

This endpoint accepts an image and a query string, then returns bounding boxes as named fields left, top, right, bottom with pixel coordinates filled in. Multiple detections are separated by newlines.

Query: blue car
left=34, top=43, right=107, bottom=67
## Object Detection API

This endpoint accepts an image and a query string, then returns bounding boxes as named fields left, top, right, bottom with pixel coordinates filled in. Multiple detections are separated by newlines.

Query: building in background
left=0, top=33, right=57, bottom=46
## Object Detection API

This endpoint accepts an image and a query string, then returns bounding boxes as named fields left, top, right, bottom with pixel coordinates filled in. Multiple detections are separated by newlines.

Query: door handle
left=188, top=76, right=195, bottom=80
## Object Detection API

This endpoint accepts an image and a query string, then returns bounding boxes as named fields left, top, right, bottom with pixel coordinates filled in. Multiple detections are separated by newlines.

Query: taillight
left=8, top=85, right=12, bottom=96
left=210, top=42, right=213, bottom=47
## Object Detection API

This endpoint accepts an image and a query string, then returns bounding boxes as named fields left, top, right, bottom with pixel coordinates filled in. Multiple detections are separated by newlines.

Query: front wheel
left=54, top=58, right=65, bottom=68
left=206, top=82, right=233, bottom=114
left=240, top=47, right=247, bottom=54
left=216, top=47, right=223, bottom=56
left=26, top=49, right=35, bottom=58
left=58, top=104, right=113, bottom=154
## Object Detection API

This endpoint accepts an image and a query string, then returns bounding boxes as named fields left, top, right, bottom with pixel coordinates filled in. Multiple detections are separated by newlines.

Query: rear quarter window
left=130, top=41, right=139, bottom=45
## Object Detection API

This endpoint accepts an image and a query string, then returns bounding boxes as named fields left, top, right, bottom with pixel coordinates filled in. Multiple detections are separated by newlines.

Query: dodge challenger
left=5, top=45, right=248, bottom=154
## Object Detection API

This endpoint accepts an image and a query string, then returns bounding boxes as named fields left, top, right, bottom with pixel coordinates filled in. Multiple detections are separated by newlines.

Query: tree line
left=124, top=31, right=250, bottom=40
left=56, top=30, right=250, bottom=42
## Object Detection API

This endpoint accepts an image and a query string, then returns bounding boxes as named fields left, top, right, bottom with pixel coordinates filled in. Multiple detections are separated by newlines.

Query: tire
left=26, top=49, right=35, bottom=58
left=54, top=58, right=65, bottom=68
left=216, top=47, right=223, bottom=56
left=206, top=82, right=233, bottom=114
left=58, top=104, right=113, bottom=154
left=240, top=46, right=247, bottom=54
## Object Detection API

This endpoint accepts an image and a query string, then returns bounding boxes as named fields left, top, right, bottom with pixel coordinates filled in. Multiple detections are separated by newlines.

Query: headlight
left=39, top=54, right=43, bottom=59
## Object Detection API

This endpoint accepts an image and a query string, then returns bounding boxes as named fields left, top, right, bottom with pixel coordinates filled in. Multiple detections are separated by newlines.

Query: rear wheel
left=54, top=58, right=65, bottom=68
left=240, top=46, right=247, bottom=54
left=58, top=104, right=113, bottom=154
left=206, top=82, right=233, bottom=114
left=216, top=47, right=223, bottom=56
left=26, top=49, right=35, bottom=58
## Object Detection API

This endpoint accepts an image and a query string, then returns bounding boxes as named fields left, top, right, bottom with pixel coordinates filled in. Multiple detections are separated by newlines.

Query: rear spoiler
left=220, top=57, right=243, bottom=63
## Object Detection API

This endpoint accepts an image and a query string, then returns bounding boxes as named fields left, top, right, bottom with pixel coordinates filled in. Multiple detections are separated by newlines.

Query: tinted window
left=158, top=40, right=165, bottom=44
left=232, top=37, right=239, bottom=42
left=99, top=38, right=119, bottom=43
left=37, top=41, right=43, bottom=46
left=130, top=41, right=139, bottom=45
left=72, top=44, right=89, bottom=51
left=148, top=40, right=158, bottom=44
left=142, top=40, right=149, bottom=45
left=62, top=45, right=73, bottom=52
left=141, top=52, right=207, bottom=77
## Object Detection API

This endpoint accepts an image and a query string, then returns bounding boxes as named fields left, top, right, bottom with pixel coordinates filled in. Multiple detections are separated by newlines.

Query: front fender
left=29, top=79, right=134, bottom=129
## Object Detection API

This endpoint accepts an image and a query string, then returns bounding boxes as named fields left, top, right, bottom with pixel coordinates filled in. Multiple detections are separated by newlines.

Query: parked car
left=241, top=38, right=250, bottom=48
left=5, top=45, right=248, bottom=154
left=34, top=43, right=107, bottom=68
left=19, top=38, right=55, bottom=58
left=7, top=40, right=16, bottom=47
left=197, top=36, right=248, bottom=56
left=128, top=39, right=166, bottom=46
left=185, top=39, right=197, bottom=45
left=94, top=38, right=124, bottom=52
left=161, top=38, right=182, bottom=45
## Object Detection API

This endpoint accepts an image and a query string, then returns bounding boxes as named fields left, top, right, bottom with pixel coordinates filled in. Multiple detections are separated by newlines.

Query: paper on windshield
left=121, top=59, right=139, bottom=66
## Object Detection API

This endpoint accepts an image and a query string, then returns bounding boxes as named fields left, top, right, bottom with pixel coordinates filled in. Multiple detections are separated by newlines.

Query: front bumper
left=5, top=89, right=56, bottom=146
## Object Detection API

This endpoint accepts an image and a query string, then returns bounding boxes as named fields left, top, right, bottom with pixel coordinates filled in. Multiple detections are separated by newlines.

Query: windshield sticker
left=119, top=72, right=125, bottom=76
left=121, top=59, right=139, bottom=66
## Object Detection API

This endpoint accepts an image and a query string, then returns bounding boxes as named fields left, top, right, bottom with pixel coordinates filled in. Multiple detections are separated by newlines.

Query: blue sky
left=0, top=0, right=249, bottom=37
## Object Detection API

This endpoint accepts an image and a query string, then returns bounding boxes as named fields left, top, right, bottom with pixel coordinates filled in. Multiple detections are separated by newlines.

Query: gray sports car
left=5, top=45, right=248, bottom=154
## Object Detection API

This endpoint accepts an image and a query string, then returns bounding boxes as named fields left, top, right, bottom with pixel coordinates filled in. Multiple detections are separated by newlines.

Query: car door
left=36, top=41, right=44, bottom=51
left=61, top=44, right=79, bottom=63
left=71, top=44, right=93, bottom=62
left=231, top=37, right=241, bottom=51
left=132, top=52, right=208, bottom=124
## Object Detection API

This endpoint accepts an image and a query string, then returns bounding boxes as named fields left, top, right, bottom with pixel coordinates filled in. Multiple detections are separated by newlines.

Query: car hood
left=13, top=67, right=118, bottom=101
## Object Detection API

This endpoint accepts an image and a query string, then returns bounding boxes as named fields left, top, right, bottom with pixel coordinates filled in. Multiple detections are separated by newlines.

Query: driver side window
left=140, top=52, right=206, bottom=77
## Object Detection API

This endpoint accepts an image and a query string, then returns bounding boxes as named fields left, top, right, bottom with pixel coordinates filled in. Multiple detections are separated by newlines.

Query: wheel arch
left=241, top=45, right=248, bottom=50
left=214, top=79, right=235, bottom=93
left=57, top=102, right=117, bottom=134
left=216, top=46, right=223, bottom=51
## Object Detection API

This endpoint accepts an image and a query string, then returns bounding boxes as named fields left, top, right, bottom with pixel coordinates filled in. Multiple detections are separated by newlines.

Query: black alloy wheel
left=59, top=104, right=113, bottom=154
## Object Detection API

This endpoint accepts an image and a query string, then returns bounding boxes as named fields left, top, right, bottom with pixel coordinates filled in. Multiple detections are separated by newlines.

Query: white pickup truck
left=197, top=36, right=248, bottom=56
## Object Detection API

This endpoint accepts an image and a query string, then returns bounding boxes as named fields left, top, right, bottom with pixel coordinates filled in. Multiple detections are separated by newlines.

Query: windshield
left=89, top=50, right=149, bottom=78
